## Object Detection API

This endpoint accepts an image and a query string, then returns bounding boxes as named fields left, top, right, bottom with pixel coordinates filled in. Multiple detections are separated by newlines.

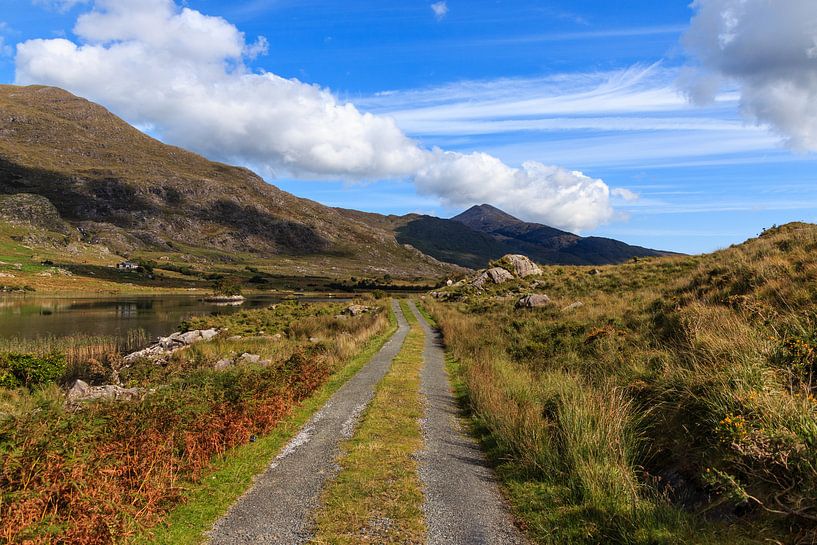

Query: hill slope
left=0, top=84, right=454, bottom=278
left=429, top=222, right=817, bottom=543
left=337, top=204, right=672, bottom=269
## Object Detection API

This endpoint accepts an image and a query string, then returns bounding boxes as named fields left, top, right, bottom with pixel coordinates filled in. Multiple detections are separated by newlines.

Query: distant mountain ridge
left=338, top=204, right=673, bottom=269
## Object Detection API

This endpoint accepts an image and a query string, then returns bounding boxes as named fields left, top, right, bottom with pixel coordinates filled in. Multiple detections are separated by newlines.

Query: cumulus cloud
left=431, top=2, right=448, bottom=21
left=682, top=0, right=817, bottom=151
left=416, top=150, right=615, bottom=231
left=15, top=0, right=626, bottom=232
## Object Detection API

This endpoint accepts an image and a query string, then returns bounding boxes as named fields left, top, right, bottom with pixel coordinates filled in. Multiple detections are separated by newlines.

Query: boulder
left=562, top=301, right=584, bottom=312
left=515, top=294, right=552, bottom=309
left=472, top=267, right=514, bottom=287
left=238, top=353, right=261, bottom=364
left=343, top=304, right=371, bottom=316
left=68, top=379, right=91, bottom=400
left=588, top=269, right=601, bottom=276
left=67, top=379, right=143, bottom=403
left=123, top=328, right=221, bottom=363
left=214, top=358, right=233, bottom=370
left=501, top=254, right=542, bottom=277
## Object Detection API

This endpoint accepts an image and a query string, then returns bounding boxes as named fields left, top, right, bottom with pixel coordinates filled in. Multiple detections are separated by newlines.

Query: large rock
left=473, top=267, right=514, bottom=287
left=502, top=254, right=542, bottom=277
left=343, top=304, right=371, bottom=316
left=562, top=301, right=584, bottom=312
left=515, top=294, right=552, bottom=309
left=124, top=328, right=220, bottom=363
left=67, top=379, right=143, bottom=402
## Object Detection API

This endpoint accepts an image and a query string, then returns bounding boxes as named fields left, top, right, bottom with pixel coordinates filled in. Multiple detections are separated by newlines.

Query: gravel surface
left=208, top=300, right=410, bottom=544
left=409, top=301, right=529, bottom=545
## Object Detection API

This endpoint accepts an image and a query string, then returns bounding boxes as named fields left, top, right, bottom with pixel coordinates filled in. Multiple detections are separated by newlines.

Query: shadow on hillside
left=0, top=157, right=333, bottom=256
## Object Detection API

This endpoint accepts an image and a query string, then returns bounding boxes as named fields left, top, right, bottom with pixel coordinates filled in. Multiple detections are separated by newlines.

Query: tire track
left=409, top=300, right=529, bottom=545
left=208, top=300, right=410, bottom=545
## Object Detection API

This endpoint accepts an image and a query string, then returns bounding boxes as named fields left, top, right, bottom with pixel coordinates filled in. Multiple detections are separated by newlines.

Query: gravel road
left=409, top=300, right=529, bottom=545
left=208, top=300, right=410, bottom=545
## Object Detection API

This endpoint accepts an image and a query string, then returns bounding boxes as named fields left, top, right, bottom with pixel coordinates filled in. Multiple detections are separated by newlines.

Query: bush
left=0, top=353, right=66, bottom=389
left=213, top=278, right=242, bottom=296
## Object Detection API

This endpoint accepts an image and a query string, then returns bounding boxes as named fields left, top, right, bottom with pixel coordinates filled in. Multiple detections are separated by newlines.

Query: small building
left=116, top=261, right=139, bottom=271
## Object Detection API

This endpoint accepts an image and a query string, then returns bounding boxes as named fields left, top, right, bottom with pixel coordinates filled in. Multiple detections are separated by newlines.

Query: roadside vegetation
left=0, top=300, right=390, bottom=545
left=312, top=301, right=426, bottom=545
left=427, top=222, right=817, bottom=544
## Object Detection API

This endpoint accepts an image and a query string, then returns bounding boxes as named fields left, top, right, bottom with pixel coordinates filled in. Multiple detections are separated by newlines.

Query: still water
left=0, top=294, right=347, bottom=348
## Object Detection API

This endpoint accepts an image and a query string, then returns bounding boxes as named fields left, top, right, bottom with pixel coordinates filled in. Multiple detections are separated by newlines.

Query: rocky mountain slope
left=0, top=85, right=454, bottom=278
left=337, top=204, right=672, bottom=269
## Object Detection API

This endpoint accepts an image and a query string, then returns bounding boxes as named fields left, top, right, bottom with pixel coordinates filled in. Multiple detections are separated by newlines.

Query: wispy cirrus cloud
left=358, top=64, right=797, bottom=170
left=31, top=0, right=89, bottom=12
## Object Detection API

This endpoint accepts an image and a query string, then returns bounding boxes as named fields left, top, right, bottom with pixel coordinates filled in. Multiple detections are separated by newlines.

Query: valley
left=1, top=86, right=815, bottom=545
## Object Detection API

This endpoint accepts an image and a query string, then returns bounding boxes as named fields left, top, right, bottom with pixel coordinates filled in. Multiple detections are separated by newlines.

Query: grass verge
left=311, top=301, right=426, bottom=545
left=128, top=303, right=399, bottom=545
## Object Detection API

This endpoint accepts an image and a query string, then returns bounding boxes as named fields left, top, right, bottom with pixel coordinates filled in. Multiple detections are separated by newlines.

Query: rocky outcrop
left=67, top=379, right=143, bottom=403
left=123, top=328, right=219, bottom=363
left=515, top=294, right=552, bottom=309
left=472, top=267, right=514, bottom=287
left=213, top=352, right=272, bottom=370
left=562, top=301, right=584, bottom=312
left=343, top=304, right=372, bottom=316
left=501, top=254, right=542, bottom=277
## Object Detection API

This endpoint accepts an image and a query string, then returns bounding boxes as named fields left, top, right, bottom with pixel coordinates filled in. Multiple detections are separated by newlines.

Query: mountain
left=453, top=204, right=672, bottom=264
left=337, top=204, right=673, bottom=269
left=0, top=85, right=457, bottom=278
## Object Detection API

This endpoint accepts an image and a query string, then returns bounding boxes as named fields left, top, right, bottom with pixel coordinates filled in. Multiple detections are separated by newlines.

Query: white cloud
left=14, top=0, right=623, bottom=232
left=416, top=150, right=615, bottom=231
left=682, top=0, right=817, bottom=151
left=32, top=0, right=89, bottom=12
left=431, top=2, right=448, bottom=21
left=612, top=188, right=639, bottom=202
left=361, top=65, right=741, bottom=136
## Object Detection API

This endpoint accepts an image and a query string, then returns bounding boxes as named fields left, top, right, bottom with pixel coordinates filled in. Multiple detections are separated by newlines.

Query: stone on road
left=208, top=300, right=410, bottom=545
left=409, top=300, right=529, bottom=545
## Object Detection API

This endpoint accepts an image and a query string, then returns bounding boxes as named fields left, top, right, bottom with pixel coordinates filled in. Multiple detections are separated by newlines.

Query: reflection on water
left=0, top=294, right=344, bottom=348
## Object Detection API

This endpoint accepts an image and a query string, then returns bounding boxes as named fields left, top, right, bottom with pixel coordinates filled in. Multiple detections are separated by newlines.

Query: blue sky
left=1, top=0, right=816, bottom=254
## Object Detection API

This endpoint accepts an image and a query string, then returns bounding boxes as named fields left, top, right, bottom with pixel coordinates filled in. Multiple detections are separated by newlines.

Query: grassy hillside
left=427, top=222, right=817, bottom=544
left=0, top=85, right=456, bottom=280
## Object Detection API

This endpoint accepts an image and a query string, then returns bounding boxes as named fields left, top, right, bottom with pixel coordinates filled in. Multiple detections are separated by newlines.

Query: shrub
left=0, top=353, right=66, bottom=389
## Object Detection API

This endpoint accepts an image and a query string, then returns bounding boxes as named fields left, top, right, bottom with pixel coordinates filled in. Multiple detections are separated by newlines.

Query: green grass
left=311, top=300, right=426, bottom=545
left=130, top=302, right=399, bottom=545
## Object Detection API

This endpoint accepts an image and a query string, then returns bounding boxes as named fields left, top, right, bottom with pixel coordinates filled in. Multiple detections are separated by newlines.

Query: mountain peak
left=452, top=204, right=524, bottom=231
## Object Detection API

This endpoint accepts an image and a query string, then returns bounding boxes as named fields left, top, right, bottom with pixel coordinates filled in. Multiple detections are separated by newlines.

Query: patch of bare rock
left=67, top=379, right=144, bottom=403
left=503, top=254, right=543, bottom=277
left=123, top=328, right=219, bottom=364
left=515, top=294, right=552, bottom=309
left=472, top=267, right=514, bottom=287
left=470, top=254, right=542, bottom=288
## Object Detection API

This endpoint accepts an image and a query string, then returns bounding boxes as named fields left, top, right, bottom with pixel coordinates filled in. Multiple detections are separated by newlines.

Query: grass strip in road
left=311, top=300, right=426, bottom=545
left=129, top=303, right=399, bottom=545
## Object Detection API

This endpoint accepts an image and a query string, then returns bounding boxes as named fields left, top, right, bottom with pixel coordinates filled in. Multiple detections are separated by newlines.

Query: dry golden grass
left=426, top=222, right=817, bottom=544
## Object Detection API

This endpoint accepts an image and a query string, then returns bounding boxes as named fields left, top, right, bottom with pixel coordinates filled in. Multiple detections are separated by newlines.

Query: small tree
left=213, top=278, right=242, bottom=297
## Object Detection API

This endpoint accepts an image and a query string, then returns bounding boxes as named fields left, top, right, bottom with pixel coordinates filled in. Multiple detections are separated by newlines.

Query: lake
left=0, top=294, right=348, bottom=348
